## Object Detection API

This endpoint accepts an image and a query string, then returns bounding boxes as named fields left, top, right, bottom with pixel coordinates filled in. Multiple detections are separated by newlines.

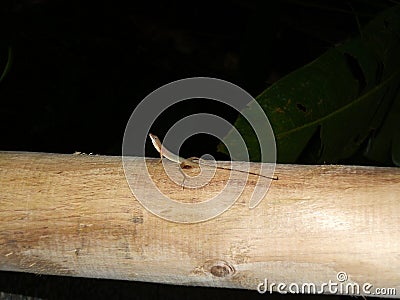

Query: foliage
left=222, top=4, right=400, bottom=166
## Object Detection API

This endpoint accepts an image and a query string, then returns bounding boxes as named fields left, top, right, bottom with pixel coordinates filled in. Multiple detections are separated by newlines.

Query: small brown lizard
left=149, top=133, right=278, bottom=186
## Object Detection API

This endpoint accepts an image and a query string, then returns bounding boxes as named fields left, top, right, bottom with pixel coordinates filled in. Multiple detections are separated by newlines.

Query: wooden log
left=0, top=151, right=399, bottom=297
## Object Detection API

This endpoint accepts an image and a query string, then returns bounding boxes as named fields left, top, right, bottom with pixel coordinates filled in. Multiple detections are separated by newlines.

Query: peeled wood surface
left=0, top=151, right=399, bottom=297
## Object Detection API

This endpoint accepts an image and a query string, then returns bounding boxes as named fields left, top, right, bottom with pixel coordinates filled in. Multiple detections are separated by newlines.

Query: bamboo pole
left=0, top=151, right=399, bottom=297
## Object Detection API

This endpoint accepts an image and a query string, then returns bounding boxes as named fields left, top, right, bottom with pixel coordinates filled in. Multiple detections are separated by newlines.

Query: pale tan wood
left=0, top=151, right=399, bottom=297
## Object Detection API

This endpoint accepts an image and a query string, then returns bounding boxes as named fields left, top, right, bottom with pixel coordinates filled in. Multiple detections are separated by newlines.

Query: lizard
left=149, top=133, right=278, bottom=187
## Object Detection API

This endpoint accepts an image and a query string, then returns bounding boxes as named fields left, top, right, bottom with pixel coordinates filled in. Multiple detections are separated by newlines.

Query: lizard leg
left=157, top=151, right=163, bottom=164
left=178, top=166, right=187, bottom=190
left=178, top=160, right=198, bottom=189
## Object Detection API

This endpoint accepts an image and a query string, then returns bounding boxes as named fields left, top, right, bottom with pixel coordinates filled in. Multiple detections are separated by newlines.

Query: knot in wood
left=210, top=261, right=235, bottom=277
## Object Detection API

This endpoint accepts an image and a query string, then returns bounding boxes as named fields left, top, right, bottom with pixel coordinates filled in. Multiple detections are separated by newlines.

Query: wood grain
left=0, top=151, right=399, bottom=297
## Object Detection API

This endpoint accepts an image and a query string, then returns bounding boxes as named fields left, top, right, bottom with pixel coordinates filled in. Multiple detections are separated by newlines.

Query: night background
left=0, top=0, right=399, bottom=299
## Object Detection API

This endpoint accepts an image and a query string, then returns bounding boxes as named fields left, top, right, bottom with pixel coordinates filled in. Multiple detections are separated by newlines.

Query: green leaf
left=222, top=4, right=400, bottom=165
left=363, top=91, right=400, bottom=166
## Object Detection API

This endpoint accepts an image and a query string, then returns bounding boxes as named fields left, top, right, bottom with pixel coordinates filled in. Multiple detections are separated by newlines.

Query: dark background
left=1, top=0, right=388, bottom=158
left=0, top=0, right=394, bottom=299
